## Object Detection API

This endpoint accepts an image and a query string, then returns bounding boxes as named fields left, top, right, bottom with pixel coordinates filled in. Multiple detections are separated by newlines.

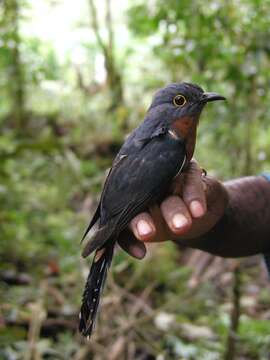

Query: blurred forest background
left=1, top=0, right=270, bottom=359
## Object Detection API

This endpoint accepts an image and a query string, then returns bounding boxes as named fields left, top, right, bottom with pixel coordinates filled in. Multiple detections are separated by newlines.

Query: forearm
left=185, top=176, right=270, bottom=257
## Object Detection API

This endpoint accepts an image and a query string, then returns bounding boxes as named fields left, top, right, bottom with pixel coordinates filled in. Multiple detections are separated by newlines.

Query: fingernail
left=190, top=200, right=205, bottom=218
left=137, top=220, right=152, bottom=236
left=131, top=244, right=146, bottom=259
left=172, top=213, right=188, bottom=229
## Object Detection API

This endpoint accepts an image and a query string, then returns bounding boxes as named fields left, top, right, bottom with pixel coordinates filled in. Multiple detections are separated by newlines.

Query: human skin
left=118, top=160, right=270, bottom=259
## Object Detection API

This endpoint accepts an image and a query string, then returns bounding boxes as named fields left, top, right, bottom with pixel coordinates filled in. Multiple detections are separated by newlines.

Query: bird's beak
left=201, top=92, right=226, bottom=103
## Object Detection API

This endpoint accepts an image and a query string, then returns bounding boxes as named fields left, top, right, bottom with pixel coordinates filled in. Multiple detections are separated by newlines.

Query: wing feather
left=101, top=135, right=186, bottom=224
left=82, top=133, right=186, bottom=256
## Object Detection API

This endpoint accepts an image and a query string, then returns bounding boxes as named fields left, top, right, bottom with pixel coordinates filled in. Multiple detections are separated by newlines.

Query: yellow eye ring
left=173, top=94, right=187, bottom=107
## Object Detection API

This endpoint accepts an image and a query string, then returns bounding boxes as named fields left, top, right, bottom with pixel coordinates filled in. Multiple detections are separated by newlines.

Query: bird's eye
left=173, top=94, right=187, bottom=107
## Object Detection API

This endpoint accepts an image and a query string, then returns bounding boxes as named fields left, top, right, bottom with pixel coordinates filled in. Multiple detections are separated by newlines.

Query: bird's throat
left=171, top=116, right=198, bottom=161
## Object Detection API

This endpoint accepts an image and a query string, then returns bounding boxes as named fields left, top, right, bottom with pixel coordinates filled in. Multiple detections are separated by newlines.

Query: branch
left=224, top=264, right=241, bottom=360
left=88, top=0, right=107, bottom=55
left=105, top=0, right=114, bottom=55
left=74, top=65, right=105, bottom=95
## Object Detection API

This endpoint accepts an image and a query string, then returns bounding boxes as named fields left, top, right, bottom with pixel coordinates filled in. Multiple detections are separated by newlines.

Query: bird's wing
left=101, top=138, right=183, bottom=216
left=81, top=203, right=101, bottom=242
left=81, top=154, right=128, bottom=243
left=98, top=125, right=169, bottom=217
left=134, top=126, right=168, bottom=148
left=82, top=130, right=186, bottom=256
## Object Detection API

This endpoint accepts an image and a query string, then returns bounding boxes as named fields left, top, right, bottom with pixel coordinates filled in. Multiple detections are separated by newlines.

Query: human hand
left=118, top=160, right=228, bottom=258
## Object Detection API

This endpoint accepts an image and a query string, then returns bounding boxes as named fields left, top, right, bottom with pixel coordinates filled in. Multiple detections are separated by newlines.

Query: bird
left=79, top=82, right=225, bottom=338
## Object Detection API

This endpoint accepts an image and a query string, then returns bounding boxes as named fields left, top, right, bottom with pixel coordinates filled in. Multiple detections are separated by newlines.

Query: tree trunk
left=88, top=0, right=126, bottom=128
left=3, top=0, right=26, bottom=131
left=224, top=266, right=241, bottom=360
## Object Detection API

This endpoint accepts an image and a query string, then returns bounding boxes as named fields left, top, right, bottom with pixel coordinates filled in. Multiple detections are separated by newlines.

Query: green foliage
left=238, top=317, right=270, bottom=358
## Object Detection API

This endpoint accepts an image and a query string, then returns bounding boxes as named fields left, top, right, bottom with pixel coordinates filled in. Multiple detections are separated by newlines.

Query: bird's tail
left=79, top=241, right=115, bottom=338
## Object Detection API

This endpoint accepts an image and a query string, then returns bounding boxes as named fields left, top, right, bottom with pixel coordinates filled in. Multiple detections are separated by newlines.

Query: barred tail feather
left=79, top=242, right=114, bottom=338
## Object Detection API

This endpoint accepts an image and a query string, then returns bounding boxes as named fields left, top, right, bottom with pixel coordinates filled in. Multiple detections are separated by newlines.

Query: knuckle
left=183, top=185, right=205, bottom=205
left=132, top=212, right=149, bottom=223
left=187, top=159, right=200, bottom=174
left=130, top=215, right=140, bottom=228
left=161, top=197, right=190, bottom=221
left=161, top=195, right=183, bottom=213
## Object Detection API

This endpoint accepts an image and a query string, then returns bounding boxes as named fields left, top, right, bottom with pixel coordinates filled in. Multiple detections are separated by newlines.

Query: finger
left=118, top=230, right=147, bottom=259
left=129, top=212, right=156, bottom=241
left=148, top=204, right=169, bottom=242
left=182, top=160, right=206, bottom=218
left=160, top=195, right=192, bottom=235
left=172, top=176, right=228, bottom=242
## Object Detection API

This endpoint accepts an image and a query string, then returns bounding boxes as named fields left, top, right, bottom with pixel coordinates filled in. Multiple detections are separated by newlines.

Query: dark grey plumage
left=79, top=82, right=225, bottom=338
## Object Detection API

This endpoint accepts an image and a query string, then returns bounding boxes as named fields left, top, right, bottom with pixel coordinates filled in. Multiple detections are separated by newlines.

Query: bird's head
left=149, top=82, right=225, bottom=128
left=148, top=82, right=225, bottom=160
